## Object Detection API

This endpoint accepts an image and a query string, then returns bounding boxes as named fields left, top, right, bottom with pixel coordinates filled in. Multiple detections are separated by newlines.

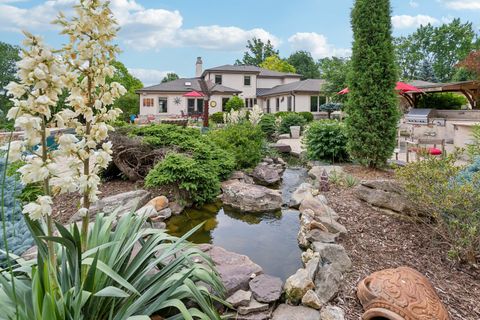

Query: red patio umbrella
left=183, top=90, right=204, bottom=97
left=337, top=82, right=422, bottom=95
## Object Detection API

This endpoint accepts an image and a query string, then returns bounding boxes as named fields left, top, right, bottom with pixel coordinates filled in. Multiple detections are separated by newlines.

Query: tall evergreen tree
left=235, top=38, right=279, bottom=66
left=345, top=0, right=399, bottom=168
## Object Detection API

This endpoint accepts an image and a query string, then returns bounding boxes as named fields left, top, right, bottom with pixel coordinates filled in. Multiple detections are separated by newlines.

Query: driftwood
left=110, top=132, right=170, bottom=181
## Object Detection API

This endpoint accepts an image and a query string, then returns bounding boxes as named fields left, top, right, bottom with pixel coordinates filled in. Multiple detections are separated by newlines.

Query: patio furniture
left=405, top=138, right=446, bottom=162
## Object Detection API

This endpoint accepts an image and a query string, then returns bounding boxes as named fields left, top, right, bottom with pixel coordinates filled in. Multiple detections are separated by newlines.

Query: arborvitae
left=345, top=0, right=400, bottom=168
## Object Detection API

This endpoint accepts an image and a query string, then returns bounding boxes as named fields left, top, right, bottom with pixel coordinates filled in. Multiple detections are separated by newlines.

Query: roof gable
left=136, top=77, right=241, bottom=94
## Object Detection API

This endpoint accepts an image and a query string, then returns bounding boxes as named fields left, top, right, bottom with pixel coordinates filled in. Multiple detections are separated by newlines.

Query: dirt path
left=325, top=166, right=480, bottom=320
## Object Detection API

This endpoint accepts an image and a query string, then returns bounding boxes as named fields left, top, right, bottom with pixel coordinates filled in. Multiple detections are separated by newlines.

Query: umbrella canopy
left=337, top=82, right=422, bottom=95
left=183, top=90, right=204, bottom=97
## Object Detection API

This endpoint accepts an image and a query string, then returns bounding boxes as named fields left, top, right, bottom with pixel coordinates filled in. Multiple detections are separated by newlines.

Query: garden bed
left=326, top=166, right=480, bottom=320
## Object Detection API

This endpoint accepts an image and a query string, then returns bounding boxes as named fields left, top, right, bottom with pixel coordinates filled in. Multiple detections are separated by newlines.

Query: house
left=136, top=57, right=328, bottom=118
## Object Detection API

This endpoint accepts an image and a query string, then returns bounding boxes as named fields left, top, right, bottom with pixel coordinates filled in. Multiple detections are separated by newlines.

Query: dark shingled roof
left=258, top=79, right=326, bottom=97
left=136, top=77, right=241, bottom=94
left=203, top=65, right=302, bottom=78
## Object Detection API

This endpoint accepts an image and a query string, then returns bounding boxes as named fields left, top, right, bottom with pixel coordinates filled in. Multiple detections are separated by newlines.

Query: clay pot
left=357, top=266, right=449, bottom=320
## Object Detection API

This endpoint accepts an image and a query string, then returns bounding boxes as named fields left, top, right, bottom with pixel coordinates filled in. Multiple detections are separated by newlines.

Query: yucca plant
left=0, top=211, right=227, bottom=320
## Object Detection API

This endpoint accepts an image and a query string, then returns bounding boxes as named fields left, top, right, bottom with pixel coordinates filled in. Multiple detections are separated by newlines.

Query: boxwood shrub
left=304, top=120, right=349, bottom=162
left=279, top=113, right=307, bottom=134
left=259, top=114, right=277, bottom=140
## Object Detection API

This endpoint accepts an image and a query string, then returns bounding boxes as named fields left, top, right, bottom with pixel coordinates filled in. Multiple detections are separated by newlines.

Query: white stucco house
left=136, top=57, right=328, bottom=119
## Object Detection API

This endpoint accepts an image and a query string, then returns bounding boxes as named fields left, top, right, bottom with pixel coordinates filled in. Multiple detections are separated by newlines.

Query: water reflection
left=166, top=203, right=302, bottom=280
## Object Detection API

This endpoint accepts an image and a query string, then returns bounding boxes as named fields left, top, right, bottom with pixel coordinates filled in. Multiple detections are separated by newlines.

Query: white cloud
left=409, top=0, right=419, bottom=8
left=391, top=14, right=439, bottom=29
left=0, top=0, right=279, bottom=52
left=443, top=0, right=480, bottom=10
left=288, top=32, right=350, bottom=59
left=128, top=68, right=171, bottom=86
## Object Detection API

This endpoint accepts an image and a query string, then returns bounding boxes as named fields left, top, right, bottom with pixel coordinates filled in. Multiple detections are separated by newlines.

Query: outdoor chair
left=405, top=138, right=446, bottom=162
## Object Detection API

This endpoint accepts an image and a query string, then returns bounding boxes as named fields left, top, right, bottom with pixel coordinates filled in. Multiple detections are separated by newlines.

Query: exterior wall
left=139, top=92, right=232, bottom=117
left=259, top=93, right=327, bottom=114
left=257, top=77, right=301, bottom=89
left=205, top=72, right=257, bottom=98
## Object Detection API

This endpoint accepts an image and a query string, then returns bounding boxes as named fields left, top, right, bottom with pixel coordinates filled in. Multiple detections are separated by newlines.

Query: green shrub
left=304, top=120, right=349, bottom=162
left=396, top=153, right=480, bottom=264
left=319, top=103, right=342, bottom=119
left=275, top=111, right=294, bottom=118
left=417, top=93, right=467, bottom=110
left=259, top=114, right=277, bottom=140
left=208, top=122, right=265, bottom=169
left=145, top=153, right=220, bottom=205
left=467, top=124, right=480, bottom=160
left=279, top=113, right=307, bottom=134
left=298, top=111, right=314, bottom=122
left=132, top=124, right=235, bottom=180
left=225, top=96, right=245, bottom=112
left=210, top=112, right=225, bottom=124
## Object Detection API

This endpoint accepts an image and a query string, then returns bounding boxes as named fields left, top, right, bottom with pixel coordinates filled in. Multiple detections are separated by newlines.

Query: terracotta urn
left=357, top=266, right=449, bottom=320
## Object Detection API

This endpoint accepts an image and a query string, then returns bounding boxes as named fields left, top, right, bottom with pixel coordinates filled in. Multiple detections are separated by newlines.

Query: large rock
left=284, top=268, right=315, bottom=305
left=221, top=180, right=282, bottom=213
left=146, top=196, right=169, bottom=211
left=306, top=229, right=339, bottom=244
left=289, top=183, right=313, bottom=208
left=314, top=264, right=343, bottom=306
left=312, top=242, right=352, bottom=273
left=252, top=163, right=281, bottom=186
left=302, top=290, right=323, bottom=310
left=200, top=244, right=263, bottom=296
left=70, top=190, right=151, bottom=222
left=227, top=289, right=252, bottom=308
left=309, top=166, right=344, bottom=180
left=169, top=201, right=185, bottom=215
left=237, top=299, right=269, bottom=315
left=270, top=143, right=292, bottom=153
left=300, top=194, right=339, bottom=220
left=320, top=305, right=345, bottom=320
left=272, top=304, right=321, bottom=320
left=354, top=180, right=413, bottom=214
left=249, top=274, right=283, bottom=303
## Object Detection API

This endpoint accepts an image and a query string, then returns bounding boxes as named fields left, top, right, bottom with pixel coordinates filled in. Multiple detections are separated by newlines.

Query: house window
left=187, top=99, right=195, bottom=114
left=244, top=75, right=251, bottom=86
left=276, top=98, right=280, bottom=112
left=287, top=96, right=292, bottom=112
left=310, top=96, right=327, bottom=112
left=197, top=99, right=204, bottom=113
left=215, top=75, right=222, bottom=85
left=254, top=98, right=257, bottom=105
left=158, top=97, right=167, bottom=113
left=143, top=98, right=154, bottom=107
left=310, top=96, right=318, bottom=112
left=266, top=99, right=271, bottom=113
left=222, top=98, right=230, bottom=111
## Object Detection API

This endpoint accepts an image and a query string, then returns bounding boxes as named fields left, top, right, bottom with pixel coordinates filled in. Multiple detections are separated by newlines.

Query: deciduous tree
left=318, top=57, right=350, bottom=102
left=161, top=72, right=179, bottom=83
left=259, top=55, right=296, bottom=73
left=235, top=38, right=278, bottom=66
left=287, top=51, right=320, bottom=79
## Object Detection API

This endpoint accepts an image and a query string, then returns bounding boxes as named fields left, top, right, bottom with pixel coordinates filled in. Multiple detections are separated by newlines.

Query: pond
left=166, top=168, right=308, bottom=280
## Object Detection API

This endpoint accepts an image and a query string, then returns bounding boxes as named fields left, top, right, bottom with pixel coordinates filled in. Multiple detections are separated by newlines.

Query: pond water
left=166, top=168, right=308, bottom=280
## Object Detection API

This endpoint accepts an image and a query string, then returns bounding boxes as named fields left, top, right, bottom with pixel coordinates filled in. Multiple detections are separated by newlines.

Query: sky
left=0, top=0, right=479, bottom=85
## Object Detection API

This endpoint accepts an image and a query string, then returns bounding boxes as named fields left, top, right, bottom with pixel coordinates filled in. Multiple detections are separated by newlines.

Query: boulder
left=272, top=304, right=321, bottom=320
left=302, top=249, right=320, bottom=265
left=306, top=229, right=339, bottom=244
left=252, top=163, right=282, bottom=186
left=70, top=190, right=151, bottom=222
left=289, top=183, right=313, bottom=208
left=236, top=309, right=272, bottom=320
left=278, top=133, right=291, bottom=139
left=168, top=201, right=185, bottom=215
left=309, top=166, right=344, bottom=180
left=146, top=196, right=169, bottom=211
left=302, top=290, right=323, bottom=310
left=152, top=207, right=172, bottom=221
left=200, top=244, right=263, bottom=296
left=312, top=243, right=352, bottom=273
left=354, top=180, right=413, bottom=214
left=237, top=299, right=269, bottom=315
left=249, top=274, right=283, bottom=303
left=315, top=216, right=347, bottom=235
left=314, top=264, right=343, bottom=306
left=284, top=268, right=315, bottom=305
left=320, top=305, right=345, bottom=320
left=271, top=143, right=292, bottom=153
left=299, top=194, right=339, bottom=220
left=227, top=289, right=252, bottom=308
left=221, top=180, right=282, bottom=213
left=136, top=205, right=157, bottom=217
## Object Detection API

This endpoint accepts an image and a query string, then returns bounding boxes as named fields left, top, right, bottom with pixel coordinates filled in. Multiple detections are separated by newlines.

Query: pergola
left=403, top=80, right=480, bottom=109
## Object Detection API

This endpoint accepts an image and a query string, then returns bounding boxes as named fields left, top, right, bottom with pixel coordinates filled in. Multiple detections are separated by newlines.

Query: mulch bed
left=325, top=165, right=480, bottom=320
left=52, top=180, right=141, bottom=224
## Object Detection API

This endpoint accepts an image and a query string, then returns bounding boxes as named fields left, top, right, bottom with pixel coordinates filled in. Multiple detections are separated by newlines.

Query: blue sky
left=0, top=0, right=479, bottom=85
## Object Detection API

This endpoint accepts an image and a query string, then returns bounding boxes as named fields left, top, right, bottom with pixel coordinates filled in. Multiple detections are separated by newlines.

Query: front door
left=197, top=99, right=204, bottom=114
left=187, top=99, right=195, bottom=115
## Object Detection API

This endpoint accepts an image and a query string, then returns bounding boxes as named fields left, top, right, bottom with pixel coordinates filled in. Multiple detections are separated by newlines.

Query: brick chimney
left=195, top=57, right=203, bottom=78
